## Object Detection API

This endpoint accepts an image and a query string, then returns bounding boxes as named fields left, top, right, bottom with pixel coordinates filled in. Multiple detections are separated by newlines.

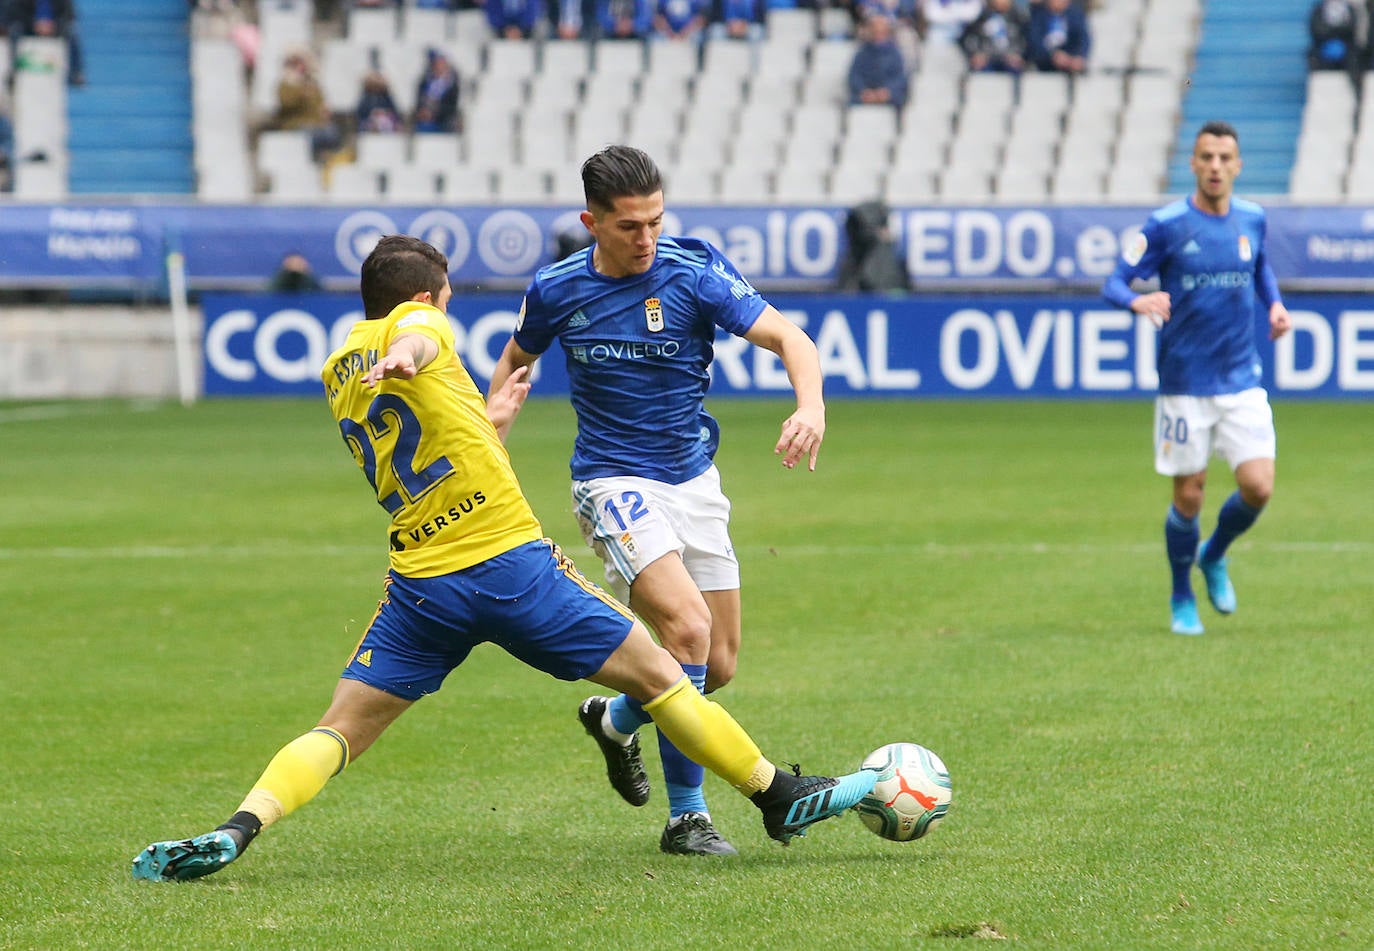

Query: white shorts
left=572, top=466, right=739, bottom=603
left=1153, top=387, right=1276, bottom=476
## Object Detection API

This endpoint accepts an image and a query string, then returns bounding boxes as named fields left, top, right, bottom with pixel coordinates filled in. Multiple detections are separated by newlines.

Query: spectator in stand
left=485, top=0, right=541, bottom=38
left=268, top=252, right=323, bottom=293
left=413, top=47, right=460, bottom=134
left=855, top=0, right=921, bottom=72
left=1307, top=0, right=1363, bottom=78
left=652, top=0, right=709, bottom=43
left=959, top=0, right=1029, bottom=73
left=847, top=12, right=907, bottom=109
left=355, top=69, right=403, bottom=134
left=707, top=0, right=766, bottom=42
left=595, top=0, right=654, bottom=39
left=1028, top=0, right=1089, bottom=74
left=270, top=47, right=343, bottom=162
left=920, top=0, right=982, bottom=48
left=5, top=0, right=85, bottom=86
left=552, top=0, right=591, bottom=39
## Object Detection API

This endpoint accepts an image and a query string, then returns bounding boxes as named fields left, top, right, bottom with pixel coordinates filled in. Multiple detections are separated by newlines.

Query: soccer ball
left=854, top=742, right=952, bottom=842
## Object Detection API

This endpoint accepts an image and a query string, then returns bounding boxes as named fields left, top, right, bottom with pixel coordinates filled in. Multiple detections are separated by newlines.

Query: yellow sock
left=236, top=727, right=349, bottom=828
left=642, top=678, right=776, bottom=795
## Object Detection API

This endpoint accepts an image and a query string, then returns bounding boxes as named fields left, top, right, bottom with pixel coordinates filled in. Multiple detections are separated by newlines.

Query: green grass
left=1, top=397, right=1370, bottom=950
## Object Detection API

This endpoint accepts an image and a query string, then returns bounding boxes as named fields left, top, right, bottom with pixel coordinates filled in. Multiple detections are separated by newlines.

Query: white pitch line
left=0, top=540, right=1370, bottom=561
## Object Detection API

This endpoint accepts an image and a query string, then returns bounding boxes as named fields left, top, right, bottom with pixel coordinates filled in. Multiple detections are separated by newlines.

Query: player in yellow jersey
left=132, top=235, right=878, bottom=882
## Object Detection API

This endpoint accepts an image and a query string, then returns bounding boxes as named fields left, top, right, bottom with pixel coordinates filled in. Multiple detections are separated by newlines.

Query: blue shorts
left=342, top=539, right=635, bottom=701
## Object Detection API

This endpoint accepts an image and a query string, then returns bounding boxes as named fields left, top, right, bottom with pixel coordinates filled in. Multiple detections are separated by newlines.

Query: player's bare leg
left=133, top=681, right=410, bottom=881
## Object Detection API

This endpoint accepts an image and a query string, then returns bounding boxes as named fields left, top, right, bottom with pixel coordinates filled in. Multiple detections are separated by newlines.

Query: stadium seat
left=486, top=40, right=538, bottom=83
left=520, top=108, right=572, bottom=166
left=583, top=71, right=637, bottom=116
left=645, top=40, right=699, bottom=86
left=884, top=170, right=936, bottom=204
left=799, top=39, right=857, bottom=107
left=265, top=163, right=323, bottom=202
left=665, top=164, right=720, bottom=203
left=349, top=6, right=401, bottom=43
left=496, top=166, right=552, bottom=202
left=326, top=164, right=384, bottom=203
left=845, top=105, right=900, bottom=150
left=440, top=165, right=495, bottom=201
left=595, top=39, right=646, bottom=75
left=356, top=133, right=410, bottom=172
left=385, top=169, right=442, bottom=204
left=829, top=169, right=886, bottom=206
left=540, top=39, right=592, bottom=78
left=768, top=8, right=819, bottom=44
left=939, top=167, right=992, bottom=202
left=717, top=165, right=771, bottom=203
left=995, top=166, right=1049, bottom=202
left=256, top=130, right=314, bottom=178
left=411, top=133, right=463, bottom=174
left=773, top=165, right=828, bottom=203
left=755, top=37, right=809, bottom=84
left=400, top=6, right=453, bottom=47
left=548, top=165, right=584, bottom=203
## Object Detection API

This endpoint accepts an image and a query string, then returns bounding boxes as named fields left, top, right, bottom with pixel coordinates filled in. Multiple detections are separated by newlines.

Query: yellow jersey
left=322, top=301, right=543, bottom=577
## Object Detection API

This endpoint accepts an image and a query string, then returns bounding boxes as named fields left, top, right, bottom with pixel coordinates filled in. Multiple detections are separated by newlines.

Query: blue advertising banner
left=5, top=202, right=1374, bottom=289
left=202, top=292, right=1374, bottom=399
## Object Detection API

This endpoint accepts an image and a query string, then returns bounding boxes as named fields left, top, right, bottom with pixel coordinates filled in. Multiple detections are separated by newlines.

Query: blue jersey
left=1103, top=196, right=1281, bottom=396
left=515, top=236, right=768, bottom=484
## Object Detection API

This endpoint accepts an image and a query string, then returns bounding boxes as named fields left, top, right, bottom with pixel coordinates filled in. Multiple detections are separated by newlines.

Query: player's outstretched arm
left=485, top=365, right=531, bottom=442
left=361, top=332, right=438, bottom=387
left=488, top=339, right=541, bottom=441
left=744, top=307, right=825, bottom=472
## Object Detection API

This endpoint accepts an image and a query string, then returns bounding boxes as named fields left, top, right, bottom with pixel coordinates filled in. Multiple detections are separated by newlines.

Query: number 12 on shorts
left=602, top=491, right=647, bottom=532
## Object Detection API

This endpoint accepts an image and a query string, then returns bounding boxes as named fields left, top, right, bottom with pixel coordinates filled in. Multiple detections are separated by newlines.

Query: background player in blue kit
left=489, top=146, right=827, bottom=855
left=1103, top=121, right=1292, bottom=636
left=130, top=235, right=875, bottom=882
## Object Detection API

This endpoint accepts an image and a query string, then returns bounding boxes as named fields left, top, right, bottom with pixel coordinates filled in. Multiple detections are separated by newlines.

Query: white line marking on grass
left=3, top=540, right=1371, bottom=561
left=0, top=400, right=162, bottom=424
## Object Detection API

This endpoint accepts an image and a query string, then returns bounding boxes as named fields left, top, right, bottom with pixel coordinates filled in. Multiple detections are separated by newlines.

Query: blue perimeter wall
left=204, top=291, right=1374, bottom=400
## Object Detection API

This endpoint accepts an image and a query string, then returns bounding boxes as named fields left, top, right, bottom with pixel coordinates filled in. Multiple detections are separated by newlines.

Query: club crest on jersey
left=1238, top=235, right=1252, bottom=262
left=644, top=297, right=664, bottom=332
left=1123, top=232, right=1148, bottom=266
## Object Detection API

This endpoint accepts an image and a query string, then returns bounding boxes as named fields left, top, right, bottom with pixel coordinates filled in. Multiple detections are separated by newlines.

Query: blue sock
left=1204, top=491, right=1261, bottom=562
left=608, top=693, right=652, bottom=736
left=660, top=663, right=708, bottom=820
left=1165, top=506, right=1199, bottom=602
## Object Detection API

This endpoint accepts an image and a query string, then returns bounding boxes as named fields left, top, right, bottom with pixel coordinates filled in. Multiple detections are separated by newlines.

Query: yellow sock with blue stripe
left=642, top=677, right=776, bottom=796
left=236, top=727, right=349, bottom=828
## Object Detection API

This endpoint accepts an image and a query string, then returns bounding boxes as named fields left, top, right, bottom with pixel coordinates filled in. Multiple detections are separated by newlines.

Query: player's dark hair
left=1197, top=120, right=1239, bottom=145
left=359, top=235, right=449, bottom=319
left=581, top=145, right=663, bottom=214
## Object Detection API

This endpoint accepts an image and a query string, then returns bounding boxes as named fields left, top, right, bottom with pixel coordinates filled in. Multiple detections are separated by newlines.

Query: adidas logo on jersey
left=568, top=310, right=589, bottom=328
left=1183, top=240, right=1202, bottom=255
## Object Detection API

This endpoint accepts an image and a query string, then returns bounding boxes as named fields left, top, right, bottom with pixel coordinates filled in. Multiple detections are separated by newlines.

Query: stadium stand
left=68, top=0, right=193, bottom=195
left=1169, top=0, right=1306, bottom=196
left=12, top=0, right=1355, bottom=207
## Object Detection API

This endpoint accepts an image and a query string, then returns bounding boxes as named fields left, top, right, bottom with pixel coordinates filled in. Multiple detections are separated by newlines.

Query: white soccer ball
left=854, top=742, right=952, bottom=842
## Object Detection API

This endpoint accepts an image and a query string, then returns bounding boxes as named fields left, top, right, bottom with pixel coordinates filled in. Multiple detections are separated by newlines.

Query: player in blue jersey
left=1102, top=121, right=1292, bottom=636
left=489, top=146, right=827, bottom=855
left=130, top=235, right=875, bottom=882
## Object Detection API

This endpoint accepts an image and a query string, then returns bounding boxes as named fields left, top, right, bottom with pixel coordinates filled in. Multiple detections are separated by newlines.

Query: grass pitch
left=0, top=396, right=1369, bottom=949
